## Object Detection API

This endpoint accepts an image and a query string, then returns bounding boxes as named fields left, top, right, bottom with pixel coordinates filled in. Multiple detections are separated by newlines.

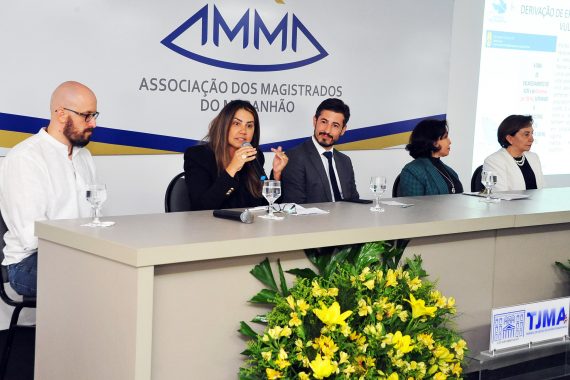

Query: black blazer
left=281, top=138, right=359, bottom=204
left=183, top=144, right=266, bottom=210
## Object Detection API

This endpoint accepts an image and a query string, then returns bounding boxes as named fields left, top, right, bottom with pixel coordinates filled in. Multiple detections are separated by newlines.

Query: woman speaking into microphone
left=184, top=100, right=288, bottom=210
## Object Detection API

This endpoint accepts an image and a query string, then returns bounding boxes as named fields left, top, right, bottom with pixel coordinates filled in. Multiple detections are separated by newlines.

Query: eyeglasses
left=63, top=108, right=99, bottom=122
left=269, top=203, right=297, bottom=215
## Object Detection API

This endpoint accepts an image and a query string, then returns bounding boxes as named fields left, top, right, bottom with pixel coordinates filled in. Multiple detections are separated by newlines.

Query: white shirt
left=0, top=128, right=96, bottom=265
left=311, top=136, right=344, bottom=201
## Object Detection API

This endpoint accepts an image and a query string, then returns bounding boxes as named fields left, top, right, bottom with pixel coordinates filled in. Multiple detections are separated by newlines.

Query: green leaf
left=385, top=239, right=409, bottom=268
left=394, top=238, right=410, bottom=251
left=405, top=255, right=427, bottom=278
left=296, top=325, right=306, bottom=340
left=305, top=248, right=326, bottom=274
left=344, top=243, right=363, bottom=264
left=555, top=260, right=570, bottom=273
left=251, top=315, right=268, bottom=324
left=324, top=245, right=355, bottom=277
left=250, top=258, right=278, bottom=291
left=355, top=242, right=383, bottom=270
left=286, top=268, right=317, bottom=279
left=277, top=259, right=289, bottom=296
left=305, top=246, right=335, bottom=275
left=238, top=372, right=258, bottom=380
left=238, top=321, right=258, bottom=338
left=250, top=289, right=279, bottom=304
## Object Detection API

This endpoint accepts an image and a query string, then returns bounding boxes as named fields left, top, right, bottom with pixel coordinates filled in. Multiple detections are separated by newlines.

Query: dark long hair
left=406, top=119, right=448, bottom=159
left=205, top=100, right=262, bottom=197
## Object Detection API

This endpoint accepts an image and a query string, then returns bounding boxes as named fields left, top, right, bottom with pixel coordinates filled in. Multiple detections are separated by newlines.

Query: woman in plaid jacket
left=397, top=119, right=463, bottom=197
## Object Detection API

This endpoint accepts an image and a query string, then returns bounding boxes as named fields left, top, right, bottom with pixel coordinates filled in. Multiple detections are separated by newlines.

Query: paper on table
left=80, top=221, right=115, bottom=227
left=462, top=192, right=530, bottom=201
left=381, top=200, right=413, bottom=207
left=493, top=193, right=530, bottom=201
left=258, top=214, right=285, bottom=220
left=248, top=206, right=268, bottom=212
left=462, top=191, right=485, bottom=197
left=291, top=204, right=329, bottom=215
left=248, top=204, right=329, bottom=215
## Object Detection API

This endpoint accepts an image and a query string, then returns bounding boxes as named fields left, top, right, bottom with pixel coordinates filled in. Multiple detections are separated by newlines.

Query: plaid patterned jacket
left=397, top=158, right=462, bottom=196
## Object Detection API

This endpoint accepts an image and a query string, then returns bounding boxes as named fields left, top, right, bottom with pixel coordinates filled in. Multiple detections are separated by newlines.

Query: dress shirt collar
left=39, top=127, right=83, bottom=159
left=311, top=135, right=333, bottom=156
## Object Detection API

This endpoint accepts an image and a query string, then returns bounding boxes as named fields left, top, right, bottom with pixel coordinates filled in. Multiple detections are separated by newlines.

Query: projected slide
left=473, top=0, right=570, bottom=175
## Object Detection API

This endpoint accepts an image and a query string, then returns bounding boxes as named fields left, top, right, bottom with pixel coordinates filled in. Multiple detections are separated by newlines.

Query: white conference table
left=34, top=188, right=570, bottom=379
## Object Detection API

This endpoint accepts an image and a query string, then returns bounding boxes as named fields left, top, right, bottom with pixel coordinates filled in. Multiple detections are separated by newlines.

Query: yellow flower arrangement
left=239, top=241, right=467, bottom=379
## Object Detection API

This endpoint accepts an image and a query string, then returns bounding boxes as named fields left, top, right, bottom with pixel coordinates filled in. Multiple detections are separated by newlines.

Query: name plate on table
left=489, top=297, right=570, bottom=352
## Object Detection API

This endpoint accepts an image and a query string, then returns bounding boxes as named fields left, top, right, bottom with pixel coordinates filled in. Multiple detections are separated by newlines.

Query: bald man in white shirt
left=0, top=81, right=99, bottom=297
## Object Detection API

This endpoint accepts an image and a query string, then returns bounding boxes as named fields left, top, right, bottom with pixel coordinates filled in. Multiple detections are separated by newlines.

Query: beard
left=315, top=131, right=337, bottom=148
left=63, top=118, right=93, bottom=148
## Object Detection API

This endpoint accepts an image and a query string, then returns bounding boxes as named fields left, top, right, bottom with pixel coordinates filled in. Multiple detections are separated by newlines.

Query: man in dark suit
left=281, top=98, right=359, bottom=204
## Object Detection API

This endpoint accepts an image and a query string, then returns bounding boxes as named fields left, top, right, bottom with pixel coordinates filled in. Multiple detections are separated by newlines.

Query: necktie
left=323, top=151, right=342, bottom=201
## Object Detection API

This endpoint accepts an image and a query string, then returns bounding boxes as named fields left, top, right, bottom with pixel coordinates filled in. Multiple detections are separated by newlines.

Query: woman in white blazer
left=483, top=115, right=544, bottom=192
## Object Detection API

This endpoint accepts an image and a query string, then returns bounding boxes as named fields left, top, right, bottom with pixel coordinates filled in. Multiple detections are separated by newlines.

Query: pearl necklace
left=514, top=155, right=526, bottom=167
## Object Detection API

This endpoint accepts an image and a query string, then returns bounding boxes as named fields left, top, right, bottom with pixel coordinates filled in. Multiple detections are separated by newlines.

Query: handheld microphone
left=241, top=142, right=267, bottom=181
left=213, top=209, right=254, bottom=224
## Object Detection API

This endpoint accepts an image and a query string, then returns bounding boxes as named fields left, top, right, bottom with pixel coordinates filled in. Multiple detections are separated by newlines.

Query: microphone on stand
left=241, top=142, right=267, bottom=181
left=213, top=209, right=254, bottom=224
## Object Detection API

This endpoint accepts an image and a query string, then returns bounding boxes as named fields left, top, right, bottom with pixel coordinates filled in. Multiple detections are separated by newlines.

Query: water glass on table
left=82, top=184, right=115, bottom=227
left=369, top=176, right=387, bottom=212
left=480, top=170, right=500, bottom=203
left=260, top=180, right=284, bottom=220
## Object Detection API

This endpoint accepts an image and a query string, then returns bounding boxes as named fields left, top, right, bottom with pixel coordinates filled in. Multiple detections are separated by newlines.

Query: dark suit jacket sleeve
left=183, top=146, right=240, bottom=210
left=341, top=154, right=359, bottom=199
left=280, top=148, right=307, bottom=204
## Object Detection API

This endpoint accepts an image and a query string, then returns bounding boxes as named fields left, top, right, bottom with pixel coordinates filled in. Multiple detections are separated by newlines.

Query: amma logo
left=161, top=4, right=328, bottom=72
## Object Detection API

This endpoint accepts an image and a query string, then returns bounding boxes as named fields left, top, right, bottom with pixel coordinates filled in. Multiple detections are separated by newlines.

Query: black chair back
left=392, top=174, right=401, bottom=198
left=0, top=212, right=8, bottom=285
left=0, top=210, right=36, bottom=379
left=165, top=172, right=191, bottom=213
left=471, top=165, right=484, bottom=192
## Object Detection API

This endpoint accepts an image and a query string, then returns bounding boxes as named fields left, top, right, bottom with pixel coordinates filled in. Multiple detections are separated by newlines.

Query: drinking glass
left=260, top=180, right=283, bottom=220
left=82, top=184, right=115, bottom=227
left=369, top=176, right=387, bottom=212
left=480, top=170, right=500, bottom=203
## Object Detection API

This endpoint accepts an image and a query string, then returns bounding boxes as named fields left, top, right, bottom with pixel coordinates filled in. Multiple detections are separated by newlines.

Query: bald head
left=50, top=81, right=97, bottom=114
left=47, top=81, right=98, bottom=153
